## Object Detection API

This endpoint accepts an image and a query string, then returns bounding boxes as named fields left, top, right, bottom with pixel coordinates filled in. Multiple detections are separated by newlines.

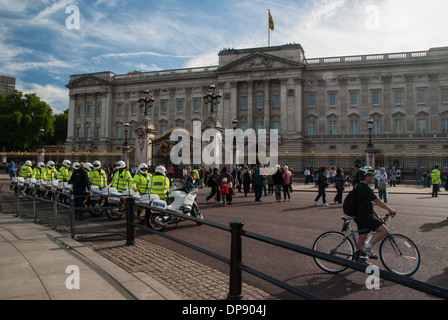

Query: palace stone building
left=65, top=44, right=448, bottom=171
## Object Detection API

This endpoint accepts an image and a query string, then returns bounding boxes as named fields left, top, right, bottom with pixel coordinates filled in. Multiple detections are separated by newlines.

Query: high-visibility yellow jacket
left=132, top=172, right=152, bottom=194
left=20, top=165, right=33, bottom=178
left=44, top=167, right=58, bottom=181
left=431, top=169, right=441, bottom=184
left=58, top=167, right=71, bottom=182
left=150, top=174, right=170, bottom=199
left=111, top=169, right=134, bottom=192
left=89, top=169, right=107, bottom=188
left=32, top=168, right=46, bottom=180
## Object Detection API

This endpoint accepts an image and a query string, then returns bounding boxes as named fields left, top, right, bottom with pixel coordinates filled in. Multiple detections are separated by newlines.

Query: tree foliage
left=0, top=89, right=67, bottom=151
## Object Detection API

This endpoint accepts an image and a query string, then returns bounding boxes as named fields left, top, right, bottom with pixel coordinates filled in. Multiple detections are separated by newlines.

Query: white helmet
left=359, top=166, right=376, bottom=180
left=73, top=162, right=81, bottom=170
left=115, top=160, right=126, bottom=170
left=37, top=162, right=45, bottom=169
left=46, top=161, right=55, bottom=169
left=84, top=162, right=93, bottom=171
left=25, top=160, right=32, bottom=166
left=139, top=163, right=148, bottom=174
left=155, top=165, right=166, bottom=176
left=62, top=160, right=71, bottom=168
left=93, top=160, right=101, bottom=169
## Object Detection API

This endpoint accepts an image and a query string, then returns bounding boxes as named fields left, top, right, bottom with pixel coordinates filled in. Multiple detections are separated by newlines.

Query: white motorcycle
left=145, top=180, right=203, bottom=231
left=105, top=187, right=159, bottom=222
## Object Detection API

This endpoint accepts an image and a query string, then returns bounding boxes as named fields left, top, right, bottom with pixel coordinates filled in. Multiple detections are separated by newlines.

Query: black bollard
left=227, top=221, right=244, bottom=300
left=125, top=197, right=135, bottom=246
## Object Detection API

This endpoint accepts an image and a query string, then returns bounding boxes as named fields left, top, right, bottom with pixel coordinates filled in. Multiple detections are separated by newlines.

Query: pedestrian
left=389, top=167, right=396, bottom=187
left=282, top=165, right=291, bottom=202
left=267, top=170, right=274, bottom=195
left=377, top=167, right=388, bottom=203
left=205, top=168, right=219, bottom=203
left=272, top=165, right=283, bottom=202
left=242, top=166, right=252, bottom=197
left=304, top=167, right=311, bottom=185
left=252, top=164, right=263, bottom=202
left=219, top=177, right=229, bottom=207
left=314, top=167, right=330, bottom=206
left=8, top=161, right=17, bottom=178
left=217, top=165, right=234, bottom=205
left=333, top=168, right=345, bottom=204
left=68, top=162, right=91, bottom=220
left=430, top=165, right=441, bottom=197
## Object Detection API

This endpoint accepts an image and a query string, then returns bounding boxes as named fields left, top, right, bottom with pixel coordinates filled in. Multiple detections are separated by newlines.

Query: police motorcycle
left=145, top=175, right=203, bottom=232
left=104, top=163, right=158, bottom=222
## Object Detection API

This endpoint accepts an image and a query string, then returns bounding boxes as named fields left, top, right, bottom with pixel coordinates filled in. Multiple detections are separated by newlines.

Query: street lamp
left=203, top=84, right=222, bottom=114
left=367, top=118, right=374, bottom=149
left=232, top=117, right=238, bottom=166
left=138, top=89, right=155, bottom=117
left=123, top=122, right=130, bottom=167
left=123, top=122, right=130, bottom=146
left=40, top=128, right=44, bottom=148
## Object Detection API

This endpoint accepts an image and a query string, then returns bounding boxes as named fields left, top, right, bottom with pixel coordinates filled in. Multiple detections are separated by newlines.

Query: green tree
left=0, top=90, right=55, bottom=151
left=47, top=109, right=68, bottom=145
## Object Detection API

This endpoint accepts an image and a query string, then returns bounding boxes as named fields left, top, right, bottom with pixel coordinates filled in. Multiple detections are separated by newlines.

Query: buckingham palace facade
left=65, top=44, right=448, bottom=171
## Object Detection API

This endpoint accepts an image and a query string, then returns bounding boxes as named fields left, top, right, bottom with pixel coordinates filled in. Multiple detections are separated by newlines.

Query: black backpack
left=343, top=188, right=359, bottom=217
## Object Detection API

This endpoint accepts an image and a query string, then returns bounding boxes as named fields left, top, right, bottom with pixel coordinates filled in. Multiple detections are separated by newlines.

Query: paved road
left=136, top=185, right=448, bottom=300
left=2, top=177, right=447, bottom=300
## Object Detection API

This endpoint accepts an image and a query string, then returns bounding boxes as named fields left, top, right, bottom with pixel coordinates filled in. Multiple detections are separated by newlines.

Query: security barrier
left=1, top=182, right=448, bottom=300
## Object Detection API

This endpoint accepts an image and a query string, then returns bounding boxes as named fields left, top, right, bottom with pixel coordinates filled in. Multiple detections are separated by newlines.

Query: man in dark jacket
left=68, top=162, right=91, bottom=220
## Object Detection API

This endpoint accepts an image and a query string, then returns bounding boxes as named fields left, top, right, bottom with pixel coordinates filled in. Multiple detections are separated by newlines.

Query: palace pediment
left=66, top=75, right=110, bottom=89
left=216, top=52, right=302, bottom=73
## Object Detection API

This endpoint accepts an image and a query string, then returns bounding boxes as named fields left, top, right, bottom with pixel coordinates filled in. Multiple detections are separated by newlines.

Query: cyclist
left=353, top=166, right=397, bottom=261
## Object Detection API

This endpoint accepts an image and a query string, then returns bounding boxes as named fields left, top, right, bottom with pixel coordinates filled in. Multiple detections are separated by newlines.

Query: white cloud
left=17, top=81, right=69, bottom=114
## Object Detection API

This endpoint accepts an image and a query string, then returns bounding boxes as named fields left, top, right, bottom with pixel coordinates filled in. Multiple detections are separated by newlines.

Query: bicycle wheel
left=380, top=234, right=420, bottom=276
left=313, top=232, right=354, bottom=273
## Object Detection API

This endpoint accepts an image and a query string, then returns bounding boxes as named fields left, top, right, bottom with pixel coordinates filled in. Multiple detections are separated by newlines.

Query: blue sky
left=1, top=0, right=447, bottom=114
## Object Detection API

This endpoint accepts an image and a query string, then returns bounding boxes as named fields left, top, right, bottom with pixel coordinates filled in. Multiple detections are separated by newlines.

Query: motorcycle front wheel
left=191, top=202, right=203, bottom=226
left=105, top=203, right=125, bottom=221
left=145, top=211, right=166, bottom=231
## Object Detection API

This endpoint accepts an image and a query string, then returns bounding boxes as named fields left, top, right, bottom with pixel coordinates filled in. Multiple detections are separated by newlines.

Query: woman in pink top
left=282, top=166, right=291, bottom=201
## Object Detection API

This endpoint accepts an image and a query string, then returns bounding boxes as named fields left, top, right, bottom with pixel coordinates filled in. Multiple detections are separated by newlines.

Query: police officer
left=20, top=160, right=33, bottom=179
left=111, top=160, right=134, bottom=192
left=430, top=164, right=441, bottom=197
left=132, top=163, right=152, bottom=194
left=58, top=160, right=72, bottom=183
left=68, top=162, right=91, bottom=220
left=45, top=161, right=58, bottom=181
left=150, top=166, right=170, bottom=200
left=90, top=160, right=107, bottom=189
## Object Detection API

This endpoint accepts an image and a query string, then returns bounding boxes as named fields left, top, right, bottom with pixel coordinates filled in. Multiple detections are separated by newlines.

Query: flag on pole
left=268, top=10, right=275, bottom=31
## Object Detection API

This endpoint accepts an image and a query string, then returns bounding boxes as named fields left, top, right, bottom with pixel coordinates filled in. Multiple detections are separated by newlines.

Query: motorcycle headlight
left=182, top=205, right=191, bottom=213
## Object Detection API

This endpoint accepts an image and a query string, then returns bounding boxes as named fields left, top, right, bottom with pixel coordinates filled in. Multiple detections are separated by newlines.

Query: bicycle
left=313, top=214, right=420, bottom=276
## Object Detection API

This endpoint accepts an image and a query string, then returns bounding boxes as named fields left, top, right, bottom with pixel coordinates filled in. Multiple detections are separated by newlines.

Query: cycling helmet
left=93, top=160, right=101, bottom=169
left=73, top=162, right=81, bottom=170
left=25, top=160, right=32, bottom=166
left=62, top=160, right=71, bottom=168
left=115, top=160, right=126, bottom=170
left=359, top=166, right=375, bottom=180
left=37, top=162, right=45, bottom=169
left=139, top=163, right=148, bottom=174
left=155, top=165, right=166, bottom=176
left=84, top=162, right=93, bottom=171
left=46, top=161, right=55, bottom=169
